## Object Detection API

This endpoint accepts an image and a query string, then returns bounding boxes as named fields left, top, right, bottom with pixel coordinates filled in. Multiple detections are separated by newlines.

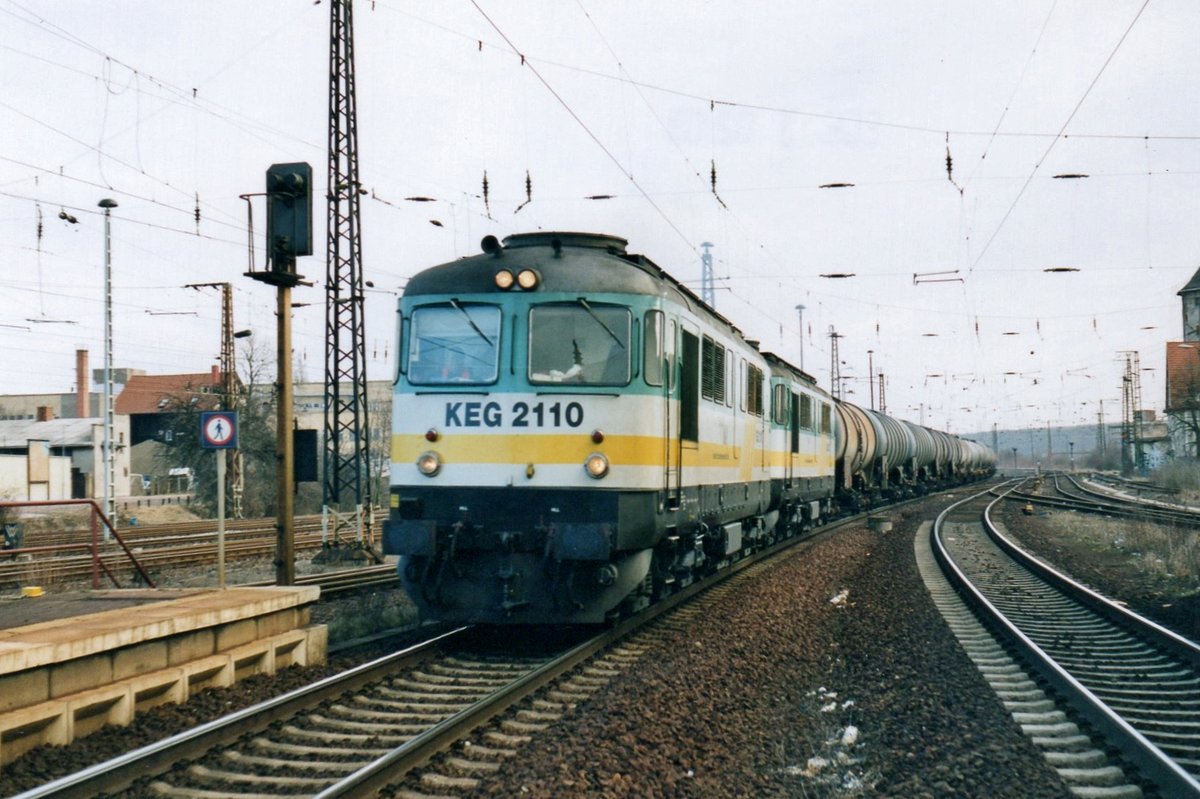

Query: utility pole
left=323, top=0, right=374, bottom=561
left=877, top=372, right=886, bottom=415
left=700, top=242, right=715, bottom=308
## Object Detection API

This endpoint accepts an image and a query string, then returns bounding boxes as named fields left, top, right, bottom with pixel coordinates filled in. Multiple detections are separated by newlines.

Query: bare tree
left=155, top=339, right=278, bottom=517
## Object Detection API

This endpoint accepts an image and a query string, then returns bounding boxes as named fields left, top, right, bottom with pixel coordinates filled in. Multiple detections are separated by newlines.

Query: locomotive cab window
left=772, top=383, right=790, bottom=425
left=529, top=302, right=631, bottom=385
left=643, top=309, right=664, bottom=387
left=406, top=302, right=502, bottom=385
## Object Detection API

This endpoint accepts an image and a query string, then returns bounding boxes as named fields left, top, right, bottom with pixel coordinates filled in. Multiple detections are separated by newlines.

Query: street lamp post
left=867, top=349, right=875, bottom=411
left=99, top=198, right=118, bottom=534
left=795, top=304, right=806, bottom=372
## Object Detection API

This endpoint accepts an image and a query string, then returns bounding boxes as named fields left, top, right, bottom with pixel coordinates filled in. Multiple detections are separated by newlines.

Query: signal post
left=244, top=162, right=312, bottom=585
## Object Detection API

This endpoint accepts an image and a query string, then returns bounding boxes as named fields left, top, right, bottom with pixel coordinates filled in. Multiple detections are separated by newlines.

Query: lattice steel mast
left=323, top=0, right=372, bottom=554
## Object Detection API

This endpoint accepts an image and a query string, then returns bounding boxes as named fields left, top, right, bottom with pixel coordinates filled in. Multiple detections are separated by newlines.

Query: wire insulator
left=515, top=170, right=533, bottom=214
left=709, top=160, right=727, bottom=209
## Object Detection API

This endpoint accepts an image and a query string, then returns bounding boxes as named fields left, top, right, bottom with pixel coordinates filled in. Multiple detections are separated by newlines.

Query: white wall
left=0, top=454, right=73, bottom=501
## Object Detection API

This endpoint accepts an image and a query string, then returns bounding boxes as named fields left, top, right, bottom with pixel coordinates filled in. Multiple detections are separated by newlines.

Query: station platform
left=0, top=586, right=326, bottom=765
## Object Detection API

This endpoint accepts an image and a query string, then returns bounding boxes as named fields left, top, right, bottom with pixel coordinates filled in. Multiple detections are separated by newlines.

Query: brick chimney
left=37, top=406, right=54, bottom=422
left=211, top=364, right=220, bottom=385
left=75, top=349, right=89, bottom=418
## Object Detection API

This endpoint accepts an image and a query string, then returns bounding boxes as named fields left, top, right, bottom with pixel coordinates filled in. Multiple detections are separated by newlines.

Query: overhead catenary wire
left=468, top=0, right=698, bottom=255
left=966, top=0, right=1152, bottom=277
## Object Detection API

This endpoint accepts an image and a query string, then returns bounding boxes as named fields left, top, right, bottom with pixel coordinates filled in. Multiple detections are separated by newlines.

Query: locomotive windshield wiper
left=449, top=298, right=493, bottom=346
left=576, top=298, right=624, bottom=349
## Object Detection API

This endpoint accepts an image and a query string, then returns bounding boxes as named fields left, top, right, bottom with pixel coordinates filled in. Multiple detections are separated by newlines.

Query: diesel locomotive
left=383, top=232, right=995, bottom=624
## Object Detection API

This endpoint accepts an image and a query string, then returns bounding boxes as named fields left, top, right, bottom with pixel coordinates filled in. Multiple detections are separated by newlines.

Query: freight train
left=383, top=232, right=995, bottom=624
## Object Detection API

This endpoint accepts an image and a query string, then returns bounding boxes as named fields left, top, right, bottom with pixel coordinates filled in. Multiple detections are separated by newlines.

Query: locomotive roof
left=406, top=231, right=709, bottom=308
left=761, top=350, right=821, bottom=389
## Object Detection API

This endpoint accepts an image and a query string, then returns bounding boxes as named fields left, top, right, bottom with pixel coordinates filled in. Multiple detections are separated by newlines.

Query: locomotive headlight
left=516, top=268, right=540, bottom=290
left=583, top=452, right=609, bottom=479
left=416, top=451, right=442, bottom=476
left=494, top=269, right=515, bottom=290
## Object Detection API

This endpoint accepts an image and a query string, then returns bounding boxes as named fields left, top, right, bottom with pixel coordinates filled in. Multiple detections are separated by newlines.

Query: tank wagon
left=383, top=232, right=995, bottom=624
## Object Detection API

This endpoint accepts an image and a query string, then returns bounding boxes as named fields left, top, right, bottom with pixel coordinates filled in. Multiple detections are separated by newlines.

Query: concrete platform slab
left=0, top=586, right=325, bottom=766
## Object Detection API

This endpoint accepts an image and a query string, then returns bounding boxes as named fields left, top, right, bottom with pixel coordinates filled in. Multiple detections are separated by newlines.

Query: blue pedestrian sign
left=200, top=411, right=238, bottom=449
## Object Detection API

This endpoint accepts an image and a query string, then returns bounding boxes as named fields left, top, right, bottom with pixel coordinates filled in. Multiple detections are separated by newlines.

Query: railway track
left=1007, top=472, right=1200, bottom=528
left=0, top=514, right=381, bottom=588
left=931, top=484, right=1200, bottom=798
left=11, top=496, right=857, bottom=799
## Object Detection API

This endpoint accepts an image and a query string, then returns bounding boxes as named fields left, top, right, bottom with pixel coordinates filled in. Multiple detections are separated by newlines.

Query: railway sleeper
left=351, top=695, right=466, bottom=713
left=326, top=703, right=447, bottom=724
left=445, top=755, right=503, bottom=774
left=250, top=737, right=391, bottom=758
left=186, top=763, right=332, bottom=788
left=461, top=741, right=518, bottom=758
left=304, top=712, right=429, bottom=734
left=280, top=723, right=413, bottom=746
left=421, top=772, right=480, bottom=791
left=222, top=750, right=363, bottom=772
left=148, top=782, right=284, bottom=799
left=484, top=729, right=531, bottom=747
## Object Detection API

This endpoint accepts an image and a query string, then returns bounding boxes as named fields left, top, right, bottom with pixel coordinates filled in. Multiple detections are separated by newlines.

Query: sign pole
left=199, top=410, right=237, bottom=590
left=217, top=448, right=226, bottom=589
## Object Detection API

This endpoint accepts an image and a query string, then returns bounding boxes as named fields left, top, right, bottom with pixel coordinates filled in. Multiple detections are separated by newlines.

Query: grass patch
left=1056, top=514, right=1199, bottom=588
left=1150, top=460, right=1200, bottom=505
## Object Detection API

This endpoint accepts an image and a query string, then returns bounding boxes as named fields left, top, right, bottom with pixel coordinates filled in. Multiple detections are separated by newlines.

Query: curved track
left=933, top=484, right=1200, bottom=798
left=1008, top=472, right=1200, bottom=528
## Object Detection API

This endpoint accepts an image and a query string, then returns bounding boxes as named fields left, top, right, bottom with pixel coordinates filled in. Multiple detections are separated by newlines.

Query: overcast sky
left=2, top=0, right=1196, bottom=436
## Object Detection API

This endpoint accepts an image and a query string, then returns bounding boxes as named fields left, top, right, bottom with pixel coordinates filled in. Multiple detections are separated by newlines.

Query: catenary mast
left=323, top=0, right=373, bottom=556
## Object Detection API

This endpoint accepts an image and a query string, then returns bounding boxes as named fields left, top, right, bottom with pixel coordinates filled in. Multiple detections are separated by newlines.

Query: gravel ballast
left=3, top=493, right=1087, bottom=797
left=456, top=497, right=1074, bottom=798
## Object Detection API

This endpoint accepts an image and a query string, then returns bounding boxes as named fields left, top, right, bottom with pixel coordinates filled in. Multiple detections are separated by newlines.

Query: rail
left=932, top=485, right=1200, bottom=797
